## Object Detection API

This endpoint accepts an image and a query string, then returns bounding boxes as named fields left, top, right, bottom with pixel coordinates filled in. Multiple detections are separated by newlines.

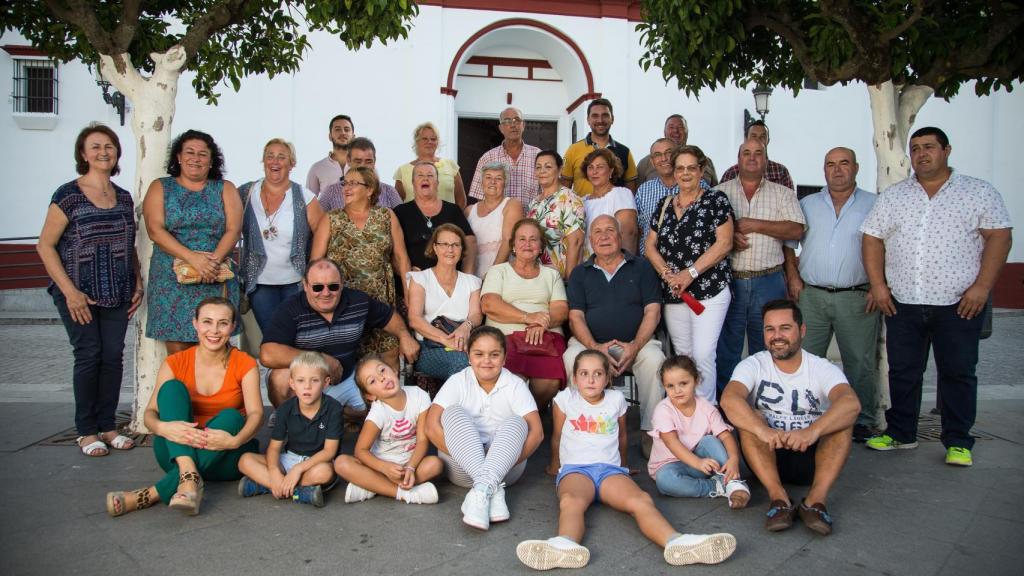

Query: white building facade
left=2, top=2, right=1020, bottom=301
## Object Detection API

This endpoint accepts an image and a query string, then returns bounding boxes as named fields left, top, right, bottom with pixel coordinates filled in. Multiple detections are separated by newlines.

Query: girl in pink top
left=647, top=356, right=750, bottom=508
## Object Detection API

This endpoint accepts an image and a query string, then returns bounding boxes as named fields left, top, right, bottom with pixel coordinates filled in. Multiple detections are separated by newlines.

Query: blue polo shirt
left=567, top=251, right=662, bottom=343
left=263, top=288, right=393, bottom=380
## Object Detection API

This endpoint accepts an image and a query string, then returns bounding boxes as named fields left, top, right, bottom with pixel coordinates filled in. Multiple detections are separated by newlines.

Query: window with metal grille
left=12, top=58, right=58, bottom=114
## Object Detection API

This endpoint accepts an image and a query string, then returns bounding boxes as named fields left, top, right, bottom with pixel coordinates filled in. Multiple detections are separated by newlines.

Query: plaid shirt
left=468, top=142, right=541, bottom=205
left=716, top=177, right=805, bottom=272
left=721, top=160, right=794, bottom=191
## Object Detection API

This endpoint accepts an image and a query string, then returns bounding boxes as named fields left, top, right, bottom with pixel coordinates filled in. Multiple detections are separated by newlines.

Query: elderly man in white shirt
left=860, top=126, right=1012, bottom=467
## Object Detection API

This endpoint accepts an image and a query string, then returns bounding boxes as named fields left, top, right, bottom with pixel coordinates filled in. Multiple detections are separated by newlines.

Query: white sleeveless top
left=405, top=269, right=482, bottom=341
left=467, top=197, right=510, bottom=279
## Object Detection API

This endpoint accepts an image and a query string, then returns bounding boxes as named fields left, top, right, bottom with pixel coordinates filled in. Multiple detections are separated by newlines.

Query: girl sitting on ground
left=648, top=355, right=750, bottom=508
left=334, top=355, right=443, bottom=504
left=516, top=350, right=736, bottom=570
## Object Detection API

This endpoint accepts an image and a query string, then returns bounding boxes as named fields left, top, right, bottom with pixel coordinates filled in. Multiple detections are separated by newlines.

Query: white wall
left=1, top=7, right=1020, bottom=260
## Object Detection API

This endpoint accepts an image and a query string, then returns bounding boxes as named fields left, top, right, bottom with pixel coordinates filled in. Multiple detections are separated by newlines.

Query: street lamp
left=743, top=84, right=774, bottom=133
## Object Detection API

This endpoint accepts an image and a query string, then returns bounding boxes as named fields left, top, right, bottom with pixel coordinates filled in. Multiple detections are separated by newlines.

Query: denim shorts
left=556, top=463, right=629, bottom=502
left=279, top=450, right=310, bottom=473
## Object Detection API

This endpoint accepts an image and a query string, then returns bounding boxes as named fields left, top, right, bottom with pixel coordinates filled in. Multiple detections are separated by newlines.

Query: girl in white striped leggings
left=424, top=326, right=545, bottom=530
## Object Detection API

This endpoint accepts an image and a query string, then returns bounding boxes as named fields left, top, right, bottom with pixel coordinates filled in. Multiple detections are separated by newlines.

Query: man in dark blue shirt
left=563, top=215, right=665, bottom=454
left=261, top=259, right=420, bottom=412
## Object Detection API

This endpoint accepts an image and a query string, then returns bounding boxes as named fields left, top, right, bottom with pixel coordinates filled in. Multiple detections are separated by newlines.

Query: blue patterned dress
left=145, top=177, right=239, bottom=341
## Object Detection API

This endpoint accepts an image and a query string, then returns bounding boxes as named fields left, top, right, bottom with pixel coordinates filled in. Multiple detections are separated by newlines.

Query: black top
left=271, top=395, right=344, bottom=456
left=649, top=190, right=734, bottom=302
left=567, top=251, right=662, bottom=343
left=393, top=200, right=474, bottom=270
left=262, top=288, right=393, bottom=380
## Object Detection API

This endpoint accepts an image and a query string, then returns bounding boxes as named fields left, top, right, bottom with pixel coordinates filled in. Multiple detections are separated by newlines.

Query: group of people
left=39, top=100, right=1011, bottom=570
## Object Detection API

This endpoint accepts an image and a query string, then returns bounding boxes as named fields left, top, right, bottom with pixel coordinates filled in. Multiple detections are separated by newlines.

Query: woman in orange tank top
left=105, top=296, right=263, bottom=517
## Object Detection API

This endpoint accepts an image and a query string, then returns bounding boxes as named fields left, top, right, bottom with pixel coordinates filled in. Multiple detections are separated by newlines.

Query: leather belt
left=733, top=264, right=783, bottom=280
left=807, top=283, right=869, bottom=293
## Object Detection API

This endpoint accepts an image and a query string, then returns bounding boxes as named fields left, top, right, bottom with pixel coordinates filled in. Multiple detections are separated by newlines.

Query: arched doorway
left=441, top=19, right=600, bottom=190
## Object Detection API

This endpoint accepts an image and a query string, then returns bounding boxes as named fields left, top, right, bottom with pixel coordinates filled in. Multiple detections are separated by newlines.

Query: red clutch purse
left=508, top=330, right=561, bottom=357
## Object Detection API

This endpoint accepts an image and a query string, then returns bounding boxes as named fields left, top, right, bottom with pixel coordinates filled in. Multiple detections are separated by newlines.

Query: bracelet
left=404, top=465, right=416, bottom=472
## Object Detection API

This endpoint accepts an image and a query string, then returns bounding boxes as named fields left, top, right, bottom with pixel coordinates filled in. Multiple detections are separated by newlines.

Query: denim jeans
left=885, top=300, right=983, bottom=450
left=248, top=282, right=302, bottom=331
left=715, top=270, right=787, bottom=397
left=53, top=290, right=130, bottom=436
left=654, top=435, right=728, bottom=497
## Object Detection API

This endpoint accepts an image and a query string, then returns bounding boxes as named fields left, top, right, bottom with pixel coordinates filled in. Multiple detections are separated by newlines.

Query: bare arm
left=862, top=233, right=895, bottom=316
left=213, top=181, right=244, bottom=263
left=453, top=172, right=467, bottom=211
left=142, top=179, right=195, bottom=261
left=784, top=384, right=859, bottom=452
left=305, top=197, right=325, bottom=235
left=37, top=204, right=98, bottom=324
left=617, top=414, right=629, bottom=469
left=719, top=381, right=785, bottom=450
left=737, top=218, right=803, bottom=241
left=517, top=410, right=545, bottom=464
left=562, top=229, right=585, bottom=279
left=389, top=211, right=412, bottom=284
left=615, top=209, right=639, bottom=254
left=481, top=293, right=531, bottom=325
left=783, top=245, right=803, bottom=301
left=310, top=213, right=330, bottom=260
left=494, top=199, right=523, bottom=267
left=424, top=404, right=448, bottom=455
left=394, top=180, right=406, bottom=201
left=546, top=402, right=564, bottom=475
left=461, top=235, right=478, bottom=275
left=381, top=310, right=420, bottom=364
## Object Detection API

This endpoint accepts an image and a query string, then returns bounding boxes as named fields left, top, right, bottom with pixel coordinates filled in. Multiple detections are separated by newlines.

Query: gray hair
left=589, top=214, right=620, bottom=234
left=480, top=161, right=509, bottom=181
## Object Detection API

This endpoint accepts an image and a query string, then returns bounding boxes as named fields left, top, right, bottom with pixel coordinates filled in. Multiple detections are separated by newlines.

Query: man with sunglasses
left=261, top=259, right=420, bottom=414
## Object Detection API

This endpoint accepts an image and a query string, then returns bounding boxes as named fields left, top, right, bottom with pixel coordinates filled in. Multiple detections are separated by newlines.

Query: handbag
left=172, top=252, right=234, bottom=284
left=508, top=330, right=561, bottom=357
left=430, top=315, right=464, bottom=335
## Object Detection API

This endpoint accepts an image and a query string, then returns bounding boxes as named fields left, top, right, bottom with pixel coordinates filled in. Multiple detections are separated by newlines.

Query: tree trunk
left=867, top=81, right=933, bottom=192
left=99, top=46, right=187, bottom=433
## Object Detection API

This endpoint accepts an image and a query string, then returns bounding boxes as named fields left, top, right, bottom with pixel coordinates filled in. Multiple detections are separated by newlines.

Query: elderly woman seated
left=480, top=218, right=569, bottom=409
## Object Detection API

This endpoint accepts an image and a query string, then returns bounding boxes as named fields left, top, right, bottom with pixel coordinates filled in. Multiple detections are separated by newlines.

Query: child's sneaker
left=399, top=482, right=438, bottom=504
left=708, top=473, right=727, bottom=498
left=489, top=482, right=510, bottom=522
left=237, top=476, right=270, bottom=498
left=664, top=533, right=736, bottom=566
left=344, top=482, right=377, bottom=503
left=725, top=479, right=750, bottom=509
left=516, top=536, right=590, bottom=570
left=292, top=485, right=324, bottom=507
left=461, top=484, right=493, bottom=530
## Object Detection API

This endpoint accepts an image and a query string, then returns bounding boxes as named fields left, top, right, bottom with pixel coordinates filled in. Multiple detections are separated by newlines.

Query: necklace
left=261, top=190, right=285, bottom=240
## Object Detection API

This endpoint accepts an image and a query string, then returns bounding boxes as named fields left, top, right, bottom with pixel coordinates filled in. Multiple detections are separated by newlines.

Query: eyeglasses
left=674, top=164, right=701, bottom=173
left=499, top=118, right=523, bottom=126
left=434, top=241, right=461, bottom=250
left=342, top=180, right=368, bottom=188
left=310, top=283, right=341, bottom=293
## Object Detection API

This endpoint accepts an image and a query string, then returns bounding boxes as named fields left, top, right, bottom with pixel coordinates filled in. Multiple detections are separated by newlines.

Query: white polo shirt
left=433, top=367, right=538, bottom=445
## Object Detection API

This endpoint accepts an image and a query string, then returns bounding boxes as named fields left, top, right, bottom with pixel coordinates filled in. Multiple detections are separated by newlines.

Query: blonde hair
left=289, top=351, right=330, bottom=377
left=412, top=122, right=441, bottom=153
left=264, top=138, right=297, bottom=167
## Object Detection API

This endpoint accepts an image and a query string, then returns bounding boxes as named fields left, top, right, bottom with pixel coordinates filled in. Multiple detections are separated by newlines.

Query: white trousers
left=663, top=288, right=732, bottom=403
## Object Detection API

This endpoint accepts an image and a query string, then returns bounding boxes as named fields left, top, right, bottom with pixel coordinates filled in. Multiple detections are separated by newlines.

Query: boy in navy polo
left=237, top=352, right=343, bottom=507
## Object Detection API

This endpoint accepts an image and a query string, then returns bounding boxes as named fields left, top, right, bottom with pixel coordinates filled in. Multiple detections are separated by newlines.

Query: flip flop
left=77, top=436, right=109, bottom=457
left=100, top=432, right=135, bottom=450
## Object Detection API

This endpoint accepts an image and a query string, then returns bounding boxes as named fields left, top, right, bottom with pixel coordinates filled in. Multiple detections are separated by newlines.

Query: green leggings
left=153, top=379, right=257, bottom=504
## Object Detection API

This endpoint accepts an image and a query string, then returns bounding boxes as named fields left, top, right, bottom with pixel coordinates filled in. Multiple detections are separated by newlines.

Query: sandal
left=168, top=471, right=204, bottom=516
left=77, top=435, right=109, bottom=457
left=99, top=431, right=135, bottom=450
left=106, top=487, right=154, bottom=517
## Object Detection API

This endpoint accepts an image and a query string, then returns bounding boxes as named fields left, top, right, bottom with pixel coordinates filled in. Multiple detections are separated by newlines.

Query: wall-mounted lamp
left=743, top=84, right=774, bottom=133
left=95, top=68, right=127, bottom=126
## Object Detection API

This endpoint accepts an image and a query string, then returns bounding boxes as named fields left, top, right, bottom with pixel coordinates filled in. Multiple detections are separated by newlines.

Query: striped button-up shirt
left=717, top=177, right=805, bottom=273
left=787, top=187, right=876, bottom=288
left=468, top=142, right=541, bottom=205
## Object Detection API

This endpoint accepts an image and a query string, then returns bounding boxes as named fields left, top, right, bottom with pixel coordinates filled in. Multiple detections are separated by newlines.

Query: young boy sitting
left=237, top=351, right=342, bottom=507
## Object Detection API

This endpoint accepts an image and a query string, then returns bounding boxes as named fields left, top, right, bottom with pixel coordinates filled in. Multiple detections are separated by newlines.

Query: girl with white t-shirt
left=334, top=355, right=443, bottom=504
left=516, top=350, right=737, bottom=571
left=424, top=326, right=544, bottom=531
left=647, top=356, right=750, bottom=507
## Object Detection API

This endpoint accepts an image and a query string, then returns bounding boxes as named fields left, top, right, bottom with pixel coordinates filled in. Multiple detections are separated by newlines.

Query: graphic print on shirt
left=569, top=413, right=618, bottom=435
left=387, top=417, right=417, bottom=452
left=754, top=379, right=823, bottom=431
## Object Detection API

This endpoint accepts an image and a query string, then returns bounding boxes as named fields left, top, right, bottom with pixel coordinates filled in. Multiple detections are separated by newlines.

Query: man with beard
left=720, top=299, right=860, bottom=536
left=561, top=98, right=638, bottom=195
left=306, top=114, right=355, bottom=194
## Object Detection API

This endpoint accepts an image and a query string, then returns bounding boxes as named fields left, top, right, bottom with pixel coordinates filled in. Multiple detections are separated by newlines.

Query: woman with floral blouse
left=644, top=145, right=734, bottom=403
left=526, top=150, right=585, bottom=280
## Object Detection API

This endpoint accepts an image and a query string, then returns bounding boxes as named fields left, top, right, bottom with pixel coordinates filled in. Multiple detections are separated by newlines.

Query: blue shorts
left=279, top=450, right=310, bottom=473
left=556, top=463, right=629, bottom=502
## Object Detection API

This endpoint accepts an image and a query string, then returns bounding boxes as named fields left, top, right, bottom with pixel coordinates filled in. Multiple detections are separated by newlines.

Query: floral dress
left=650, top=190, right=734, bottom=303
left=325, top=207, right=398, bottom=354
left=526, top=186, right=585, bottom=277
left=146, top=177, right=239, bottom=341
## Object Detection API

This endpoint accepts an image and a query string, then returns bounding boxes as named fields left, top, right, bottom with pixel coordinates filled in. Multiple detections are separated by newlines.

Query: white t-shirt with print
left=553, top=388, right=627, bottom=468
left=365, top=386, right=432, bottom=465
left=730, top=350, right=848, bottom=432
left=433, top=367, right=538, bottom=445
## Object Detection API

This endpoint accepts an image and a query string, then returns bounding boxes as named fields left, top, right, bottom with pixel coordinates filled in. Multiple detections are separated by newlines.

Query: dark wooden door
left=457, top=118, right=557, bottom=193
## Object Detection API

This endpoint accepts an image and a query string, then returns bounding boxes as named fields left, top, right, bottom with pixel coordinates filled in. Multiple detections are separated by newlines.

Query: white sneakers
left=516, top=536, right=590, bottom=570
left=344, top=483, right=377, bottom=503
left=489, top=483, right=510, bottom=522
left=398, top=482, right=439, bottom=505
left=710, top=473, right=751, bottom=509
left=663, top=533, right=737, bottom=566
left=461, top=484, right=493, bottom=530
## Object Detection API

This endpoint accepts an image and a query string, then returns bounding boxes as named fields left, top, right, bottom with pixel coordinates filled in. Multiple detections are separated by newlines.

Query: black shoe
left=852, top=424, right=874, bottom=443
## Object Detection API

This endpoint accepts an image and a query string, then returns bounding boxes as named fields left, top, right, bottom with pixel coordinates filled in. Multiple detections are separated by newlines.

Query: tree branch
left=819, top=0, right=871, bottom=56
left=111, top=0, right=143, bottom=52
left=744, top=13, right=818, bottom=81
left=42, top=0, right=115, bottom=54
left=878, top=0, right=928, bottom=44
left=896, top=84, right=933, bottom=144
left=177, top=0, right=251, bottom=61
left=917, top=10, right=1024, bottom=89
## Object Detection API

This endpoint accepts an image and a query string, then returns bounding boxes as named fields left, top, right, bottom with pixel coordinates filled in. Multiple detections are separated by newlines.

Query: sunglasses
left=310, top=283, right=341, bottom=293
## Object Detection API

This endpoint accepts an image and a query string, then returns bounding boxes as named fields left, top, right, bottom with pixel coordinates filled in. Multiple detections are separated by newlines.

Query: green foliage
left=1, top=0, right=418, bottom=103
left=637, top=0, right=1023, bottom=99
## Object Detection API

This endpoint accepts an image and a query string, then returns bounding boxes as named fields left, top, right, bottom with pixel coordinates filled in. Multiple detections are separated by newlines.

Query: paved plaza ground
left=1, top=313, right=1022, bottom=576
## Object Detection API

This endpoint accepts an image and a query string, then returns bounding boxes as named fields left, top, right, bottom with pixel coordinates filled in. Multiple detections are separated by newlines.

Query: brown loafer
left=765, top=500, right=796, bottom=532
left=798, top=500, right=833, bottom=536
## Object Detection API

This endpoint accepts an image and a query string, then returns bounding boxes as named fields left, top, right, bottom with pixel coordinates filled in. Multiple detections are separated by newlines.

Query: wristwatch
left=687, top=266, right=699, bottom=279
